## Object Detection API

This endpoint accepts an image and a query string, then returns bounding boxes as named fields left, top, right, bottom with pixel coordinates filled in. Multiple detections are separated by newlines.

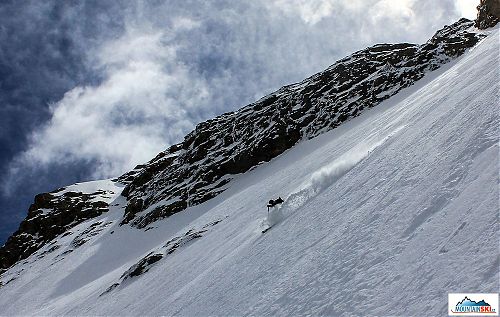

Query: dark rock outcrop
left=71, top=221, right=113, bottom=248
left=476, top=0, right=500, bottom=29
left=0, top=188, right=115, bottom=273
left=118, top=19, right=485, bottom=228
left=101, top=218, right=224, bottom=295
left=120, top=252, right=164, bottom=281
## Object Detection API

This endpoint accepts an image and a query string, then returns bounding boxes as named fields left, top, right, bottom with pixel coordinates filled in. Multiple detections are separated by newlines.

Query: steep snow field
left=0, top=27, right=498, bottom=316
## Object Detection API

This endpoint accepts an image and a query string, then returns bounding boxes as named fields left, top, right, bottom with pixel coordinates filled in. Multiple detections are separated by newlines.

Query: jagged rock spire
left=475, top=0, right=500, bottom=29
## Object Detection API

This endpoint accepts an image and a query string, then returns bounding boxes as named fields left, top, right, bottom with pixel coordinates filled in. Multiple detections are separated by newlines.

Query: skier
left=263, top=196, right=284, bottom=233
left=267, top=196, right=284, bottom=213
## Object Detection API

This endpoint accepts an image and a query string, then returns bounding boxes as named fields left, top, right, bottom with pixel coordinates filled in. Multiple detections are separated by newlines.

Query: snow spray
left=268, top=125, right=406, bottom=225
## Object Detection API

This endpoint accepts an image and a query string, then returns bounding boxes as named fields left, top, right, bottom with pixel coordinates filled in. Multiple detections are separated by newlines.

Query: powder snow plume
left=266, top=125, right=406, bottom=227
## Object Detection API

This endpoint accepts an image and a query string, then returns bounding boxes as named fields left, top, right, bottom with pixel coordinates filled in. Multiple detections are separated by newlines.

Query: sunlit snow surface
left=0, top=26, right=498, bottom=316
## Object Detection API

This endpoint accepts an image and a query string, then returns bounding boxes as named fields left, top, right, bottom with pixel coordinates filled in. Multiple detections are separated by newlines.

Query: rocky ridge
left=0, top=180, right=121, bottom=274
left=118, top=19, right=485, bottom=229
left=476, top=0, right=500, bottom=29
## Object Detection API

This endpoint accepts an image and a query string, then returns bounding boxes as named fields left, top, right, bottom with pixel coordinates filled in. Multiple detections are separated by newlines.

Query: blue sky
left=0, top=0, right=476, bottom=244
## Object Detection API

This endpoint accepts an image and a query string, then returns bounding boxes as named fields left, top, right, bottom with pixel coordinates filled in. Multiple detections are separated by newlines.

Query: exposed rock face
left=0, top=186, right=116, bottom=274
left=119, top=19, right=485, bottom=229
left=70, top=220, right=113, bottom=248
left=476, top=0, right=500, bottom=29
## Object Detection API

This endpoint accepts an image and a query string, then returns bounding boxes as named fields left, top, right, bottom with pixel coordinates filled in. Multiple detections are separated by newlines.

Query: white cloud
left=269, top=0, right=335, bottom=25
left=370, top=0, right=415, bottom=23
left=14, top=24, right=208, bottom=179
left=455, top=0, right=478, bottom=19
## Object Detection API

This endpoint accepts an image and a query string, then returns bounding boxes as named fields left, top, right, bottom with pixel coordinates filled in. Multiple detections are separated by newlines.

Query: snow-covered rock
left=476, top=0, right=500, bottom=29
left=0, top=179, right=123, bottom=274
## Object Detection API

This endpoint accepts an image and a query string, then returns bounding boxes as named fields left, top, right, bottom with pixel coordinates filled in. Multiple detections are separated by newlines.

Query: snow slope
left=0, top=27, right=498, bottom=316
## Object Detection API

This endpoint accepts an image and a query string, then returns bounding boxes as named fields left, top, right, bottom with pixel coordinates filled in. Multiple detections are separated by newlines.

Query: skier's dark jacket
left=267, top=197, right=284, bottom=208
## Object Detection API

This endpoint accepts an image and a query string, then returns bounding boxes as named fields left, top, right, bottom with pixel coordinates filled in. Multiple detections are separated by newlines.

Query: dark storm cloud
left=0, top=0, right=476, bottom=244
left=0, top=0, right=126, bottom=155
left=0, top=0, right=127, bottom=243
